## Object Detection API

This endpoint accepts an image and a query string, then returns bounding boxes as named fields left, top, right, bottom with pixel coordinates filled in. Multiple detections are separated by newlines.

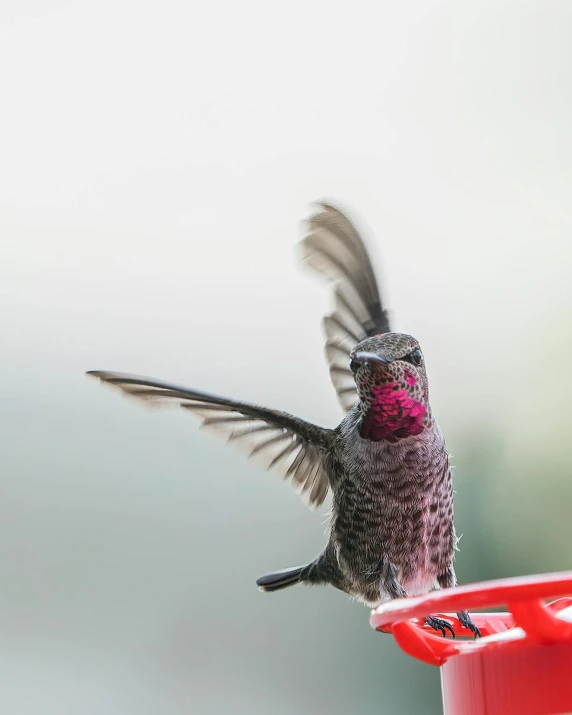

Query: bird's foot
left=425, top=615, right=455, bottom=638
left=457, top=610, right=481, bottom=639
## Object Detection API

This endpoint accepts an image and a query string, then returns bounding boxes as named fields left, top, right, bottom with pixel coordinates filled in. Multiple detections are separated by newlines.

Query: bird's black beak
left=354, top=351, right=393, bottom=366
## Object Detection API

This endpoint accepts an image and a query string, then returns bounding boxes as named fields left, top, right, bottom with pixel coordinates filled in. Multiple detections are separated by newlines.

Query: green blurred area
left=3, top=324, right=572, bottom=715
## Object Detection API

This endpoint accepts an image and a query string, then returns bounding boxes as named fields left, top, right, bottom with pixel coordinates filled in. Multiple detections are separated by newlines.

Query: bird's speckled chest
left=327, top=406, right=455, bottom=602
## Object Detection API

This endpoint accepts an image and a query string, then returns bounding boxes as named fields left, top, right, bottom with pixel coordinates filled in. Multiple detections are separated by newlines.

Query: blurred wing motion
left=87, top=371, right=332, bottom=507
left=299, top=202, right=391, bottom=411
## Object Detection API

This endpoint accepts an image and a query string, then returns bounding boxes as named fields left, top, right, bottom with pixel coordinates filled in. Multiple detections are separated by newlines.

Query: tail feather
left=256, top=565, right=307, bottom=593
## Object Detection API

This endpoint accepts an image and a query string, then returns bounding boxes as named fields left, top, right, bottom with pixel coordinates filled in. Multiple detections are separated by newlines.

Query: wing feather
left=299, top=201, right=391, bottom=411
left=87, top=371, right=332, bottom=508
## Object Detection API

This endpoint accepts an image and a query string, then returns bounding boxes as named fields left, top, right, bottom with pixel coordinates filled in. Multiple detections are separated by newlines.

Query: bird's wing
left=299, top=201, right=391, bottom=412
left=87, top=371, right=333, bottom=508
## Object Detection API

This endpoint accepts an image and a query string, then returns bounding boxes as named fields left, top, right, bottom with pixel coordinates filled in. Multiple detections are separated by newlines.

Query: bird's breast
left=330, top=416, right=453, bottom=560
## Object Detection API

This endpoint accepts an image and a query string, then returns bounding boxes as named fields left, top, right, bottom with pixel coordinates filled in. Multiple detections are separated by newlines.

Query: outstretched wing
left=87, top=371, right=333, bottom=507
left=299, top=201, right=391, bottom=412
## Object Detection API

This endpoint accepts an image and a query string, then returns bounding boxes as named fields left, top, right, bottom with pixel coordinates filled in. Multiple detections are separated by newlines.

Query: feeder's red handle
left=370, top=572, right=572, bottom=666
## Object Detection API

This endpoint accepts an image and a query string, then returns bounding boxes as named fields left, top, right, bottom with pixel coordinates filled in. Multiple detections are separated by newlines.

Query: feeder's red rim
left=370, top=571, right=572, bottom=629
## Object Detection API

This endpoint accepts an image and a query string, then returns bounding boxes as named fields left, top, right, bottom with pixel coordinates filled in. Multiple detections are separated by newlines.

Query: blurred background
left=2, top=0, right=571, bottom=712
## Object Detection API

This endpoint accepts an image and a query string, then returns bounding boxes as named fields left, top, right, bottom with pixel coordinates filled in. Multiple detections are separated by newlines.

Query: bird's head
left=350, top=333, right=431, bottom=442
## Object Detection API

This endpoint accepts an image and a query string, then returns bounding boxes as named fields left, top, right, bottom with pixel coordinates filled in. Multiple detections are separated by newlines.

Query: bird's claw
left=425, top=615, right=455, bottom=638
left=457, top=610, right=481, bottom=639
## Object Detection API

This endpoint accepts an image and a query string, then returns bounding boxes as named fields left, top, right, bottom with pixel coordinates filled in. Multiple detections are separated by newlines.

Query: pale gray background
left=2, top=1, right=572, bottom=713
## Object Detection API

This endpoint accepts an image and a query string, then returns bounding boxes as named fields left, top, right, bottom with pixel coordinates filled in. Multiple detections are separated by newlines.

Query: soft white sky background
left=1, top=1, right=571, bottom=713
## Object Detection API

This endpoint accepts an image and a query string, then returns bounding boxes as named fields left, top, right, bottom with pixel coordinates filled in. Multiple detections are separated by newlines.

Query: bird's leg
left=425, top=615, right=456, bottom=638
left=378, top=561, right=455, bottom=637
left=457, top=609, right=481, bottom=638
left=379, top=559, right=407, bottom=599
left=437, top=568, right=481, bottom=639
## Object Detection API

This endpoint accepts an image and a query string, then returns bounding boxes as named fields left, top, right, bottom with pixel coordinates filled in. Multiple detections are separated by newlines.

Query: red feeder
left=370, top=571, right=572, bottom=715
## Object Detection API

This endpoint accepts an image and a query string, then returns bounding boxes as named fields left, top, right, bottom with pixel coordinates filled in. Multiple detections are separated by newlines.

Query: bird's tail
left=256, top=565, right=308, bottom=593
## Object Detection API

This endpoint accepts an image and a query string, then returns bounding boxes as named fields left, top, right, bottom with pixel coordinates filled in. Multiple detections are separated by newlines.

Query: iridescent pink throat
left=360, top=381, right=427, bottom=443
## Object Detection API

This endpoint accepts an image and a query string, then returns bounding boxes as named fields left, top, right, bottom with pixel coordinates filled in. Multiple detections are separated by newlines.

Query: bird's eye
left=349, top=359, right=360, bottom=373
left=403, top=348, right=423, bottom=366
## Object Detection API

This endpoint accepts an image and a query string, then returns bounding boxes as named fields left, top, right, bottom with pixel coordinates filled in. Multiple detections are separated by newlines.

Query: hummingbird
left=87, top=202, right=480, bottom=638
